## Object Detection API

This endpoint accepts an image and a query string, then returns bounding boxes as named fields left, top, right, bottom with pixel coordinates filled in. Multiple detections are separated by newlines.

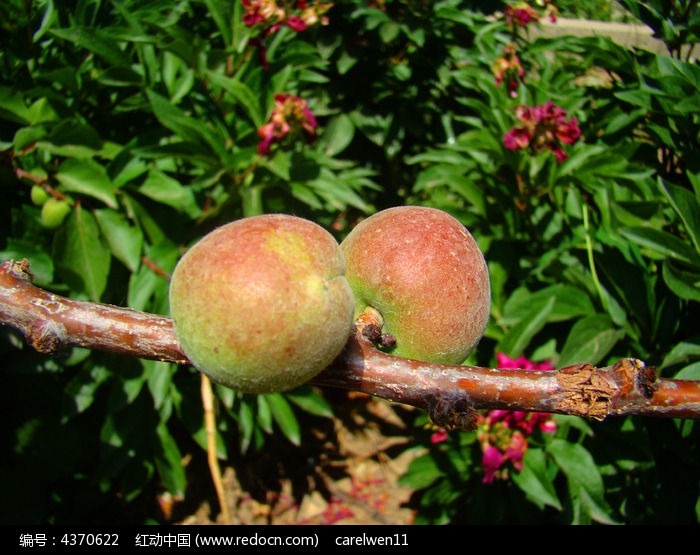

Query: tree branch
left=2, top=258, right=699, bottom=428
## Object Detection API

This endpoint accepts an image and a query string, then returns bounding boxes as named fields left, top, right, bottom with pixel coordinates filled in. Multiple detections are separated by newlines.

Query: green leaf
left=620, top=227, right=700, bottom=268
left=556, top=144, right=607, bottom=177
left=674, top=362, right=700, bottom=380
left=138, top=170, right=201, bottom=218
left=61, top=365, right=110, bottom=423
left=307, top=170, right=374, bottom=212
left=154, top=422, right=186, bottom=498
left=202, top=0, right=232, bottom=46
left=122, top=194, right=166, bottom=246
left=205, top=71, right=262, bottom=126
left=265, top=393, right=301, bottom=446
left=413, top=165, right=485, bottom=216
left=511, top=448, right=562, bottom=511
left=146, top=361, right=177, bottom=412
left=127, top=240, right=179, bottom=313
left=675, top=95, right=700, bottom=113
left=614, top=89, right=652, bottom=110
left=663, top=260, right=700, bottom=302
left=113, top=371, right=148, bottom=409
left=398, top=452, right=445, bottom=490
left=146, top=89, right=230, bottom=161
left=256, top=395, right=274, bottom=435
left=320, top=113, right=355, bottom=157
left=501, top=285, right=595, bottom=326
left=55, top=158, right=118, bottom=209
left=0, top=239, right=54, bottom=286
left=547, top=439, right=618, bottom=524
left=660, top=180, right=700, bottom=254
left=28, top=97, right=59, bottom=125
left=558, top=315, right=624, bottom=367
left=498, top=296, right=556, bottom=358
left=50, top=26, right=132, bottom=67
left=13, top=126, right=47, bottom=151
left=54, top=205, right=111, bottom=301
left=688, top=170, right=700, bottom=198
left=285, top=386, right=334, bottom=419
left=38, top=119, right=103, bottom=158
left=237, top=396, right=255, bottom=454
left=94, top=209, right=144, bottom=272
left=662, top=337, right=700, bottom=370
left=0, top=85, right=29, bottom=124
left=290, top=183, right=323, bottom=210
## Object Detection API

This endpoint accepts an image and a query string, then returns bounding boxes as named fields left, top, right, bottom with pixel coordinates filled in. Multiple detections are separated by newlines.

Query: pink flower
left=430, top=428, right=449, bottom=444
left=504, top=3, right=540, bottom=29
left=257, top=93, right=318, bottom=155
left=496, top=352, right=555, bottom=371
left=285, top=15, right=308, bottom=31
left=503, top=101, right=581, bottom=162
left=481, top=445, right=504, bottom=484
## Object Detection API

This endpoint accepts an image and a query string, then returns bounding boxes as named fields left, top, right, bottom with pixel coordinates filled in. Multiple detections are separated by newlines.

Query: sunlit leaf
left=54, top=205, right=111, bottom=301
left=558, top=315, right=624, bottom=367
left=94, top=208, right=144, bottom=272
left=498, top=296, right=556, bottom=358
left=154, top=422, right=186, bottom=498
left=265, top=393, right=301, bottom=446
left=55, top=158, right=118, bottom=209
left=512, top=448, right=562, bottom=511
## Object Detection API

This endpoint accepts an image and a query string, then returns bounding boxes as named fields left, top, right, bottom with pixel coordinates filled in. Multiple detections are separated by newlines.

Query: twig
left=200, top=374, right=231, bottom=524
left=2, top=258, right=700, bottom=428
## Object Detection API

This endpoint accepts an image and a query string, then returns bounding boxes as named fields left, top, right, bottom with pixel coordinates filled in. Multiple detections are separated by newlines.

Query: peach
left=169, top=214, right=355, bottom=393
left=340, top=206, right=490, bottom=365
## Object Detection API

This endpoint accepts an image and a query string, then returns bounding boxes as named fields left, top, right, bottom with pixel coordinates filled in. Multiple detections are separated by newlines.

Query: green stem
left=583, top=204, right=609, bottom=314
left=242, top=184, right=264, bottom=217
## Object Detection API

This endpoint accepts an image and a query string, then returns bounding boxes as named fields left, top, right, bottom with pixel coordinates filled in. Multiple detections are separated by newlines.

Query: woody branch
left=2, top=258, right=699, bottom=429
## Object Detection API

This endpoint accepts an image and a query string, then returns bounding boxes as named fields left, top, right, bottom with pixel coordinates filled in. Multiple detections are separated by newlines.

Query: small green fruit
left=30, top=186, right=49, bottom=206
left=341, top=206, right=491, bottom=365
left=169, top=214, right=355, bottom=394
left=40, top=198, right=72, bottom=229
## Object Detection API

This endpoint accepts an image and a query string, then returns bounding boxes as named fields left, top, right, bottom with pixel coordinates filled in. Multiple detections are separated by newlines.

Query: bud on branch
left=2, top=258, right=699, bottom=429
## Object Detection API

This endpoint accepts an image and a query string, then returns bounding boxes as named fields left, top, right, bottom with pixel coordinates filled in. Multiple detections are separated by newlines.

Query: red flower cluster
left=242, top=1, right=332, bottom=67
left=492, top=44, right=526, bottom=98
left=242, top=0, right=332, bottom=32
left=503, top=101, right=581, bottom=162
left=476, top=353, right=557, bottom=484
left=504, top=2, right=540, bottom=28
left=257, top=93, right=318, bottom=155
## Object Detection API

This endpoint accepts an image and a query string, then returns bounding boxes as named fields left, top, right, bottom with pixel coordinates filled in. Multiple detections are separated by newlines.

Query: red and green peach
left=169, top=214, right=355, bottom=393
left=340, top=206, right=490, bottom=365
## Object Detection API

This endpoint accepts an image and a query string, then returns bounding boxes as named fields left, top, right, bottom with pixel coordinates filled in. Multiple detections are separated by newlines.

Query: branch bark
left=2, top=258, right=699, bottom=428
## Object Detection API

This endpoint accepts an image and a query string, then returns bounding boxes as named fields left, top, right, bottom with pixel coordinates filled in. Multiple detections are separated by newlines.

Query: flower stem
left=582, top=203, right=609, bottom=315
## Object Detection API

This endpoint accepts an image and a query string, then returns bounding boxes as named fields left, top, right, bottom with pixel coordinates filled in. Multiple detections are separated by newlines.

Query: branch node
left=360, top=321, right=396, bottom=351
left=27, top=319, right=67, bottom=355
left=379, top=333, right=396, bottom=349
left=5, top=258, right=34, bottom=282
left=611, top=358, right=659, bottom=400
left=362, top=323, right=382, bottom=344
left=427, top=391, right=477, bottom=430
